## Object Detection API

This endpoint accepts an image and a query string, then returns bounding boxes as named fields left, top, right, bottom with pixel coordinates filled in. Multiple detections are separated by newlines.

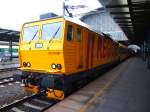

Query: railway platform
left=45, top=57, right=150, bottom=112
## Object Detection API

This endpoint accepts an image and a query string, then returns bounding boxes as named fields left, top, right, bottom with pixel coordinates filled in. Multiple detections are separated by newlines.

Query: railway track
left=0, top=67, right=21, bottom=86
left=0, top=76, right=16, bottom=86
left=0, top=67, right=18, bottom=72
left=0, top=91, right=57, bottom=112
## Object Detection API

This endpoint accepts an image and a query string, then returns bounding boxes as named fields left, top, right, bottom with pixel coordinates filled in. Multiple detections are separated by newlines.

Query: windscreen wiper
left=49, top=26, right=61, bottom=43
left=29, top=30, right=38, bottom=44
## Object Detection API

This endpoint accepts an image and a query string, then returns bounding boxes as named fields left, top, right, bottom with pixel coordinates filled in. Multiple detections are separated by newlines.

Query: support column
left=146, top=30, right=150, bottom=69
left=9, top=37, right=13, bottom=61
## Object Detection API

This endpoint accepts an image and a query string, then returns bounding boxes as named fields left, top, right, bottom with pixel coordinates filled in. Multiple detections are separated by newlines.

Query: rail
left=0, top=91, right=57, bottom=112
left=0, top=76, right=15, bottom=85
left=0, top=67, right=18, bottom=72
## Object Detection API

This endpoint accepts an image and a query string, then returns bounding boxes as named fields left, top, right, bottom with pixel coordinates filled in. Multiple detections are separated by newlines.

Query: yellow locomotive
left=18, top=16, right=129, bottom=100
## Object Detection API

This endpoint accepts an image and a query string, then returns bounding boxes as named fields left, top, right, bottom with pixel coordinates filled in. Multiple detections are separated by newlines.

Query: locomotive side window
left=77, top=28, right=81, bottom=42
left=67, top=25, right=73, bottom=41
left=42, top=22, right=63, bottom=40
left=23, top=26, right=39, bottom=42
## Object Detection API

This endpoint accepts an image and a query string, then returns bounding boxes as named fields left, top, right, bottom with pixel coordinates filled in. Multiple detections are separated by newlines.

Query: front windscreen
left=23, top=26, right=39, bottom=42
left=42, top=22, right=63, bottom=40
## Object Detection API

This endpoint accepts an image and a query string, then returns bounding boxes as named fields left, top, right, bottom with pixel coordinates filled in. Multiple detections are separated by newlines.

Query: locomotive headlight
left=51, top=64, right=56, bottom=69
left=27, top=62, right=31, bottom=67
left=57, top=64, right=62, bottom=70
left=23, top=62, right=27, bottom=67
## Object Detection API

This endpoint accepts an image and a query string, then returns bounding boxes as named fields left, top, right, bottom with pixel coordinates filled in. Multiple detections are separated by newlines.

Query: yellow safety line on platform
left=79, top=60, right=130, bottom=112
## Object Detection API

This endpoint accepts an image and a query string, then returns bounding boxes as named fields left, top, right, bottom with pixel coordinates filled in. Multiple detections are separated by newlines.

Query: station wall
left=80, top=9, right=127, bottom=41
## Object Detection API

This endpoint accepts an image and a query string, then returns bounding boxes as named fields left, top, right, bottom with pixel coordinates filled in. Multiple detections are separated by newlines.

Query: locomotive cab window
left=23, top=26, right=39, bottom=42
left=42, top=22, right=63, bottom=40
left=77, top=28, right=81, bottom=42
left=67, top=25, right=73, bottom=41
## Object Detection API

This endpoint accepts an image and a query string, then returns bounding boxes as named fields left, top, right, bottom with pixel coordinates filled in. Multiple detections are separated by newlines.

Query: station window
left=77, top=28, right=81, bottom=42
left=67, top=25, right=73, bottom=41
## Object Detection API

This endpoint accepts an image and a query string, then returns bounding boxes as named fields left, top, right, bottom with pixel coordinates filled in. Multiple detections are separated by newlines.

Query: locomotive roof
left=64, top=17, right=118, bottom=44
left=64, top=16, right=102, bottom=35
left=25, top=16, right=103, bottom=36
left=24, top=16, right=118, bottom=43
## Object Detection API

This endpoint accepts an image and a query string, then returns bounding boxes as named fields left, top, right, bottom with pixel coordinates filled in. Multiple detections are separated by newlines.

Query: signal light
left=57, top=64, right=62, bottom=70
left=51, top=64, right=56, bottom=69
left=23, top=62, right=27, bottom=67
left=27, top=62, right=31, bottom=67
left=51, top=64, right=62, bottom=70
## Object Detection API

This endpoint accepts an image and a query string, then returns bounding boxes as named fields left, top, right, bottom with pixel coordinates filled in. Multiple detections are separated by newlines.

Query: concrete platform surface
left=45, top=57, right=150, bottom=112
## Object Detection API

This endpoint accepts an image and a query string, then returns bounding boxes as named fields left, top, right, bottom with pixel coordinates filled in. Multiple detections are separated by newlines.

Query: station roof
left=99, top=0, right=150, bottom=45
left=0, top=28, right=20, bottom=42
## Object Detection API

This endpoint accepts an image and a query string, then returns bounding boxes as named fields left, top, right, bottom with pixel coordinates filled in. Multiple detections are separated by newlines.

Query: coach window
left=77, top=28, right=81, bottom=42
left=67, top=25, right=73, bottom=41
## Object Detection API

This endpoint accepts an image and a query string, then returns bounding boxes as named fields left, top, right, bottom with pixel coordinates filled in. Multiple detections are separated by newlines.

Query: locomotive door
left=86, top=32, right=94, bottom=69
left=76, top=27, right=83, bottom=69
